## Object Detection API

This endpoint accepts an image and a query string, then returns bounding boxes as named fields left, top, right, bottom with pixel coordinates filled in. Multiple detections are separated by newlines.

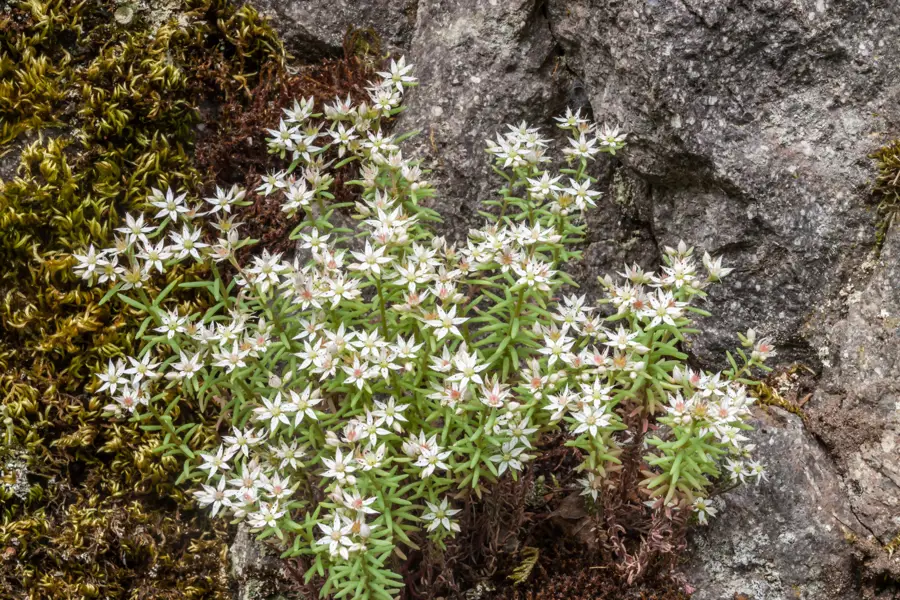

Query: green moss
left=0, top=0, right=286, bottom=596
left=886, top=532, right=900, bottom=556
left=752, top=379, right=807, bottom=422
left=869, top=139, right=900, bottom=253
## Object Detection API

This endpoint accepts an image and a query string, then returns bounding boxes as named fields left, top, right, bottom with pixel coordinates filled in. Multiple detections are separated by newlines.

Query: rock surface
left=547, top=0, right=899, bottom=366
left=395, top=0, right=573, bottom=240
left=809, top=227, right=900, bottom=544
left=688, top=408, right=860, bottom=600
left=249, top=0, right=417, bottom=59
left=246, top=0, right=900, bottom=596
left=230, top=524, right=293, bottom=600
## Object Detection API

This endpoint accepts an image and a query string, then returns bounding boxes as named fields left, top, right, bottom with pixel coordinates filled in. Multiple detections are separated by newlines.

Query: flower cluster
left=75, top=57, right=771, bottom=598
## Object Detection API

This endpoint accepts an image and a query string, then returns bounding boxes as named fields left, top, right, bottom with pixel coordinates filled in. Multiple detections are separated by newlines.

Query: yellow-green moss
left=0, top=0, right=286, bottom=596
left=752, top=380, right=807, bottom=422
left=870, top=139, right=900, bottom=253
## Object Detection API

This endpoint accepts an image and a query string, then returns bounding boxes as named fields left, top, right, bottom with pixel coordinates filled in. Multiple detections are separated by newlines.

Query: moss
left=869, top=139, right=900, bottom=254
left=753, top=380, right=807, bottom=422
left=886, top=532, right=900, bottom=556
left=0, top=0, right=286, bottom=596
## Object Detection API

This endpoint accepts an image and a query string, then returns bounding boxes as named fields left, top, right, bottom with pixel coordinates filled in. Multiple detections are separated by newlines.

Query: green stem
left=375, top=276, right=389, bottom=339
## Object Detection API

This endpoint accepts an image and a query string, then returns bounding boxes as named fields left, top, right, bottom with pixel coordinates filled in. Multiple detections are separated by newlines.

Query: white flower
left=198, top=445, right=235, bottom=479
left=322, top=274, right=361, bottom=307
left=253, top=392, right=295, bottom=433
left=322, top=448, right=357, bottom=483
left=97, top=359, right=127, bottom=395
left=317, top=514, right=354, bottom=560
left=266, top=119, right=301, bottom=157
left=328, top=123, right=358, bottom=157
left=512, top=258, right=554, bottom=290
left=166, top=351, right=203, bottom=380
left=537, top=330, right=574, bottom=367
left=342, top=355, right=373, bottom=390
left=422, top=497, right=461, bottom=533
left=665, top=392, right=693, bottom=426
left=414, top=445, right=451, bottom=478
left=393, top=335, right=423, bottom=361
left=751, top=336, right=776, bottom=362
left=116, top=213, right=154, bottom=246
left=641, top=289, right=687, bottom=328
left=273, top=440, right=305, bottom=471
left=597, top=124, right=627, bottom=152
left=282, top=179, right=315, bottom=213
left=150, top=187, right=189, bottom=221
left=580, top=379, right=613, bottom=406
left=376, top=56, right=417, bottom=92
left=554, top=107, right=590, bottom=131
left=117, top=263, right=150, bottom=290
left=282, top=97, right=314, bottom=123
left=604, top=325, right=649, bottom=353
left=154, top=310, right=186, bottom=339
left=747, top=459, right=767, bottom=483
left=289, top=385, right=322, bottom=426
left=526, top=172, right=563, bottom=200
left=229, top=463, right=264, bottom=496
left=124, top=353, right=160, bottom=385
left=138, top=240, right=172, bottom=273
left=261, top=473, right=294, bottom=502
left=194, top=477, right=229, bottom=517
left=449, top=347, right=488, bottom=388
left=357, top=444, right=387, bottom=471
left=692, top=497, right=718, bottom=525
left=564, top=178, right=601, bottom=210
left=349, top=241, right=393, bottom=276
left=544, top=386, right=577, bottom=421
left=725, top=459, right=748, bottom=483
left=297, top=228, right=330, bottom=256
left=428, top=381, right=467, bottom=408
left=702, top=252, right=734, bottom=281
left=341, top=489, right=379, bottom=516
left=370, top=86, right=402, bottom=115
left=256, top=170, right=288, bottom=196
left=423, top=305, right=466, bottom=340
left=506, top=416, right=538, bottom=448
left=108, top=385, right=147, bottom=414
left=212, top=341, right=249, bottom=372
left=169, top=225, right=208, bottom=261
left=222, top=426, right=265, bottom=459
left=479, top=377, right=511, bottom=409
left=372, top=397, right=409, bottom=431
left=291, top=133, right=321, bottom=163
left=489, top=440, right=528, bottom=475
left=564, top=133, right=600, bottom=161
left=245, top=249, right=284, bottom=292
left=204, top=185, right=245, bottom=215
left=73, top=245, right=103, bottom=281
left=572, top=404, right=612, bottom=437
left=248, top=501, right=285, bottom=530
left=578, top=471, right=604, bottom=502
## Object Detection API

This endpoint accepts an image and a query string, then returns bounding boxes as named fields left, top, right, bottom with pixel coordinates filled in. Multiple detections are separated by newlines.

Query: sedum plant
left=74, top=57, right=772, bottom=598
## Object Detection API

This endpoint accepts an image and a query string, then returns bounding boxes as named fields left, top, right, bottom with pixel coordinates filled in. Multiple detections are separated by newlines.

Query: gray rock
left=687, top=408, right=860, bottom=600
left=808, top=227, right=900, bottom=544
left=248, top=0, right=417, bottom=59
left=230, top=524, right=294, bottom=600
left=395, top=0, right=575, bottom=242
left=547, top=0, right=900, bottom=367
